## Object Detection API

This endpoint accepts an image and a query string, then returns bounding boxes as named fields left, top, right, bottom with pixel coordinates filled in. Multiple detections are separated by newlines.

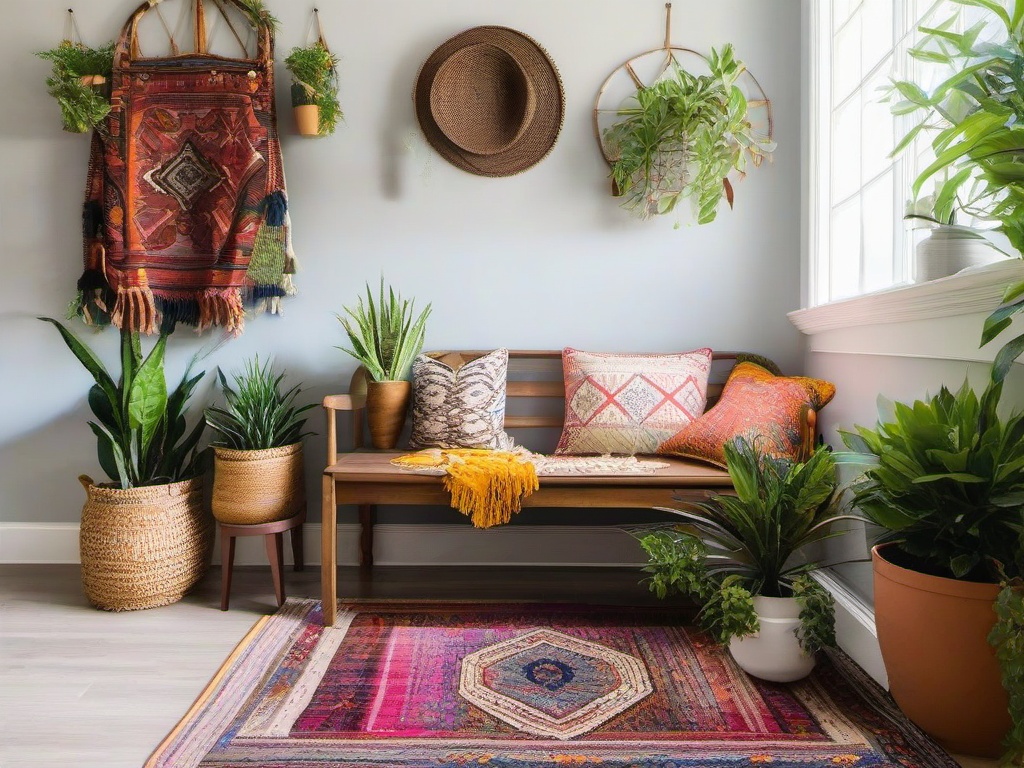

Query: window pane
left=862, top=172, right=896, bottom=291
left=831, top=197, right=863, bottom=300
left=862, top=65, right=895, bottom=184
left=862, top=0, right=893, bottom=77
left=833, top=10, right=862, bottom=104
left=834, top=0, right=860, bottom=31
left=832, top=96, right=862, bottom=202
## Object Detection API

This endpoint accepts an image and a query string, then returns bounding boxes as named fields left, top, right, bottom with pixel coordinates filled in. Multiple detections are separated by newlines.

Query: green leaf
left=88, top=421, right=128, bottom=488
left=992, top=332, right=1024, bottom=383
left=127, top=335, right=168, bottom=454
left=38, top=318, right=119, bottom=414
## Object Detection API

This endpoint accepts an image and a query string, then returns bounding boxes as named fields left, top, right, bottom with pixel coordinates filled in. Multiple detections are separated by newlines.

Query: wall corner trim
left=813, top=568, right=887, bottom=688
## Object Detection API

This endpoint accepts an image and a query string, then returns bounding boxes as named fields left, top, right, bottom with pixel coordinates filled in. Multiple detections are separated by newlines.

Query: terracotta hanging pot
left=294, top=104, right=320, bottom=137
left=365, top=380, right=411, bottom=449
left=872, top=543, right=1010, bottom=757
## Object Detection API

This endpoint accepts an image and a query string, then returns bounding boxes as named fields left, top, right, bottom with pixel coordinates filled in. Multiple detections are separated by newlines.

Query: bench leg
left=359, top=504, right=376, bottom=569
left=220, top=530, right=236, bottom=611
left=321, top=474, right=338, bottom=626
left=292, top=508, right=305, bottom=572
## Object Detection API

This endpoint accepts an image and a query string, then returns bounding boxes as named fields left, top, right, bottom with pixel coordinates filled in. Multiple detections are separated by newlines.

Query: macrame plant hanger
left=592, top=3, right=773, bottom=196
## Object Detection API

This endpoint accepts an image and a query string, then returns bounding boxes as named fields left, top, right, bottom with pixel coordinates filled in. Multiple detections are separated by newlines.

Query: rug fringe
left=111, top=285, right=159, bottom=335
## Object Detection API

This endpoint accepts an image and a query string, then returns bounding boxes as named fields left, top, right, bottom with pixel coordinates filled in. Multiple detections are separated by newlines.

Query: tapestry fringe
left=198, top=288, right=245, bottom=336
left=111, top=286, right=159, bottom=335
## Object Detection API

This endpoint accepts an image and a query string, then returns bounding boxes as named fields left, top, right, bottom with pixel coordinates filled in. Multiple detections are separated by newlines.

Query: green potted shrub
left=603, top=44, right=775, bottom=223
left=284, top=42, right=341, bottom=137
left=633, top=438, right=857, bottom=682
left=840, top=378, right=1024, bottom=761
left=205, top=357, right=314, bottom=525
left=39, top=318, right=210, bottom=611
left=36, top=40, right=114, bottom=133
left=888, top=0, right=1024, bottom=377
left=336, top=279, right=431, bottom=449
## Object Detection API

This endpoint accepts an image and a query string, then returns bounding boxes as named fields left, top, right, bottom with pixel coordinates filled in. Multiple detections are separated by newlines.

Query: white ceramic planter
left=914, top=226, right=1005, bottom=283
left=728, top=596, right=816, bottom=682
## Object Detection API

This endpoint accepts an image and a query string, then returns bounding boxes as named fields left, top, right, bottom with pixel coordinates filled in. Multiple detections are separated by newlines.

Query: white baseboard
left=0, top=522, right=646, bottom=567
left=814, top=569, right=887, bottom=687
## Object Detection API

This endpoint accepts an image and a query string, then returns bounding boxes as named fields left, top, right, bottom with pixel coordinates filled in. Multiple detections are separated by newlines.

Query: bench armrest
left=323, top=393, right=367, bottom=465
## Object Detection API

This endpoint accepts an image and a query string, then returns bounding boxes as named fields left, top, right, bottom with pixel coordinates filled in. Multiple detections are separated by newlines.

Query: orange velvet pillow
left=657, top=362, right=836, bottom=468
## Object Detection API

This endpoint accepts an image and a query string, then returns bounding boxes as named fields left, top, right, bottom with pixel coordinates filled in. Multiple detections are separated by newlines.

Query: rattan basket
left=79, top=475, right=212, bottom=611
left=211, top=443, right=306, bottom=525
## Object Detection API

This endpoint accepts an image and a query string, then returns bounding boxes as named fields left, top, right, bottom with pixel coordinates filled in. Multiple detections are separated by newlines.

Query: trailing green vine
left=285, top=42, right=342, bottom=136
left=603, top=44, right=775, bottom=224
left=792, top=575, right=837, bottom=655
left=990, top=579, right=1024, bottom=767
left=36, top=41, right=114, bottom=134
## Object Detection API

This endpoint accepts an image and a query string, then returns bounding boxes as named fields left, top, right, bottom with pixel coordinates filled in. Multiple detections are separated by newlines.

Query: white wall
left=0, top=0, right=802, bottom=527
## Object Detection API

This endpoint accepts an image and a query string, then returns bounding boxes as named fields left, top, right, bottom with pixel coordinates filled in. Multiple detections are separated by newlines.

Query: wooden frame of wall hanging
left=592, top=3, right=774, bottom=195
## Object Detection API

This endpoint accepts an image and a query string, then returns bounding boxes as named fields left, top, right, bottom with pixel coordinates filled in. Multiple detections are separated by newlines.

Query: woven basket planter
left=79, top=475, right=212, bottom=612
left=211, top=443, right=306, bottom=525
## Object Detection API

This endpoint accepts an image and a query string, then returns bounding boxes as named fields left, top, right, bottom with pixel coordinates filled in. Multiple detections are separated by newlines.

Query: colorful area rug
left=147, top=600, right=958, bottom=767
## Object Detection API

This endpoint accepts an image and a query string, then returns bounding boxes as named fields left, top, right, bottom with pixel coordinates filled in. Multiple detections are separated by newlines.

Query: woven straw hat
left=414, top=26, right=564, bottom=177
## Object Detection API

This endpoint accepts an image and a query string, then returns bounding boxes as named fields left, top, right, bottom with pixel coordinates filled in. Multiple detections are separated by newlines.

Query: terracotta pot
left=294, top=104, right=320, bottom=136
left=211, top=443, right=305, bottom=525
left=729, top=596, right=816, bottom=682
left=872, top=543, right=1010, bottom=757
left=365, top=380, right=411, bottom=449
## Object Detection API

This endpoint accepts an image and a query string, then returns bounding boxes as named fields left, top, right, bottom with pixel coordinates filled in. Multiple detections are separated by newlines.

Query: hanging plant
left=603, top=45, right=775, bottom=223
left=36, top=39, right=115, bottom=134
left=285, top=41, right=342, bottom=137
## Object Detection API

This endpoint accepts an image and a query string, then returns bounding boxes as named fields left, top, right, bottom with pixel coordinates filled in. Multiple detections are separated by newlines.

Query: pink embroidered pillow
left=554, top=348, right=713, bottom=455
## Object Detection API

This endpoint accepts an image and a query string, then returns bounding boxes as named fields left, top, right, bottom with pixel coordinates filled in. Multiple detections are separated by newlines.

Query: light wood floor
left=0, top=565, right=997, bottom=768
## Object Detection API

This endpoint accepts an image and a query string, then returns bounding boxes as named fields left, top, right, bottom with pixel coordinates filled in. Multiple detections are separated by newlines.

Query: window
left=810, top=1, right=990, bottom=306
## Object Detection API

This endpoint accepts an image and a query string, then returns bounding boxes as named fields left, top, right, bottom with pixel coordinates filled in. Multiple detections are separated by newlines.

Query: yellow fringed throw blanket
left=390, top=449, right=540, bottom=529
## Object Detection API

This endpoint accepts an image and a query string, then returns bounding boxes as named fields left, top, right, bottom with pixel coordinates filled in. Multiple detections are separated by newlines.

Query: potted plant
left=336, top=279, right=431, bottom=449
left=633, top=438, right=857, bottom=683
left=284, top=41, right=341, bottom=137
left=840, top=378, right=1024, bottom=761
left=905, top=192, right=1006, bottom=283
left=888, top=1, right=1024, bottom=378
left=36, top=40, right=114, bottom=134
left=603, top=44, right=775, bottom=223
left=39, top=318, right=211, bottom=611
left=205, top=357, right=314, bottom=525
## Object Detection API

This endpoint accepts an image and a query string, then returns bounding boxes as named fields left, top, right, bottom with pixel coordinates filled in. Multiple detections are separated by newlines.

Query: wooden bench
left=320, top=350, right=743, bottom=626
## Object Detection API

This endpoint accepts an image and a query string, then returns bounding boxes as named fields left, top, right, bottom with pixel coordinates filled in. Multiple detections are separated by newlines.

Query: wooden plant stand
left=219, top=508, right=306, bottom=611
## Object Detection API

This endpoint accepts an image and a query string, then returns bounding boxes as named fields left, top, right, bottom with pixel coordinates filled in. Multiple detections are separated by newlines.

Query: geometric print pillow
left=657, top=361, right=836, bottom=468
left=554, top=347, right=713, bottom=455
left=409, top=348, right=513, bottom=450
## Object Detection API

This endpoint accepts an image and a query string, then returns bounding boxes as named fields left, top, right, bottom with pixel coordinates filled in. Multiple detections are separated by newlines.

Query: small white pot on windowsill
left=914, top=225, right=1007, bottom=283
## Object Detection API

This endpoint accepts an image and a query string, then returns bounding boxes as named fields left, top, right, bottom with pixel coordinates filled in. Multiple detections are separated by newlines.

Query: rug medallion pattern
left=147, top=600, right=960, bottom=768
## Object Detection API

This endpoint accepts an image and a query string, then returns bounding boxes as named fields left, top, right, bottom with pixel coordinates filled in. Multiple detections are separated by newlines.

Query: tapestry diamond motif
left=146, top=140, right=224, bottom=210
left=459, top=628, right=653, bottom=739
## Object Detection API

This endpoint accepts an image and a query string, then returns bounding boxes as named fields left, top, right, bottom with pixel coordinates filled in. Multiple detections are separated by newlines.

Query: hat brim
left=414, top=26, right=564, bottom=178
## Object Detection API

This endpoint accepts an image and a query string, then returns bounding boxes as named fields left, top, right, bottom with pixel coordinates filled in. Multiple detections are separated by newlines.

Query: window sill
left=789, top=260, right=1024, bottom=363
left=789, top=259, right=1024, bottom=336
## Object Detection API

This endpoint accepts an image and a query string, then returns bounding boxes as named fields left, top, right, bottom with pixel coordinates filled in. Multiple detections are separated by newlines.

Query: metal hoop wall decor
left=593, top=3, right=774, bottom=199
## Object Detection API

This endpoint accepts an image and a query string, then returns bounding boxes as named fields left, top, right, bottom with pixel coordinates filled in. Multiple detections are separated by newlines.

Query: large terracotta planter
left=872, top=543, right=1010, bottom=757
left=211, top=443, right=305, bottom=525
left=365, top=380, right=411, bottom=449
left=79, top=475, right=212, bottom=611
left=729, top=596, right=816, bottom=683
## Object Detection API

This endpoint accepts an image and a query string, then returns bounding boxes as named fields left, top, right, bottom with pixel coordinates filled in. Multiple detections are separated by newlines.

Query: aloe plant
left=205, top=357, right=314, bottom=450
left=633, top=439, right=860, bottom=652
left=336, top=279, right=431, bottom=382
left=40, top=318, right=206, bottom=489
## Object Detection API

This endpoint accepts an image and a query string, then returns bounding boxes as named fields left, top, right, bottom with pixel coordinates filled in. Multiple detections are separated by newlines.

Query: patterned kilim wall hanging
left=77, top=0, right=294, bottom=336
